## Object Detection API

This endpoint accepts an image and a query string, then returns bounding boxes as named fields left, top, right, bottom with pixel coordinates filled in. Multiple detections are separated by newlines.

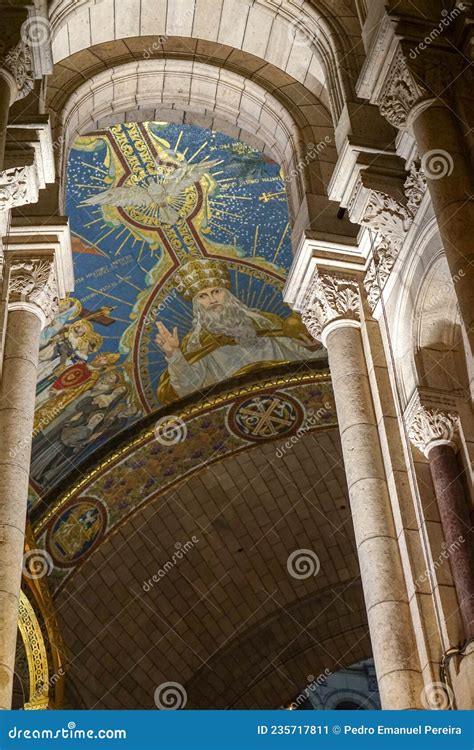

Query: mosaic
left=34, top=376, right=336, bottom=594
left=30, top=122, right=325, bottom=503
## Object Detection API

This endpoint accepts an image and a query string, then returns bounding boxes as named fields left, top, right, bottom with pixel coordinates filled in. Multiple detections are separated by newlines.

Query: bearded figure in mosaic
left=155, top=258, right=324, bottom=403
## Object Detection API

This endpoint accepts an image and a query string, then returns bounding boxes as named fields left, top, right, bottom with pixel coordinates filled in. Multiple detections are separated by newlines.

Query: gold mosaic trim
left=18, top=590, right=49, bottom=710
left=34, top=369, right=330, bottom=535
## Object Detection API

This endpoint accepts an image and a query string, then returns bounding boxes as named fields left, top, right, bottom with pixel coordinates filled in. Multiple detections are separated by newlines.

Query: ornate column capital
left=7, top=255, right=59, bottom=328
left=0, top=165, right=39, bottom=210
left=405, top=389, right=460, bottom=456
left=0, top=40, right=34, bottom=103
left=378, top=50, right=432, bottom=130
left=301, top=269, right=361, bottom=347
left=358, top=164, right=427, bottom=310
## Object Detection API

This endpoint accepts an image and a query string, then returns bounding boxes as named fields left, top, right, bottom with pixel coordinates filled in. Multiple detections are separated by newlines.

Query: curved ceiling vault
left=24, top=0, right=371, bottom=712
left=54, top=429, right=368, bottom=710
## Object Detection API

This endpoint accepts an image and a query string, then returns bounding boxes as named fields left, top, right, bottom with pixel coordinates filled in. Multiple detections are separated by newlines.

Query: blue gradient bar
left=0, top=711, right=472, bottom=749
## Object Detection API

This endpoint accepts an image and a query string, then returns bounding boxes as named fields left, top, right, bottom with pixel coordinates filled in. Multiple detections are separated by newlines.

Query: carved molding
left=362, top=164, right=427, bottom=309
left=0, top=166, right=31, bottom=210
left=1, top=40, right=34, bottom=101
left=378, top=50, right=430, bottom=129
left=8, top=256, right=59, bottom=325
left=407, top=405, right=459, bottom=456
left=301, top=270, right=361, bottom=343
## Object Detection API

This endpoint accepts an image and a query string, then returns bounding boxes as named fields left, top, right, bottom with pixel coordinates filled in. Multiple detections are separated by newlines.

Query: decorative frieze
left=8, top=256, right=59, bottom=326
left=301, top=270, right=361, bottom=343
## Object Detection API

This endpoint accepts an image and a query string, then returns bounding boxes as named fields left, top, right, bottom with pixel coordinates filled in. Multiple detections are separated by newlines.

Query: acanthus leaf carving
left=1, top=40, right=34, bottom=101
left=9, top=256, right=59, bottom=326
left=362, top=163, right=426, bottom=309
left=0, top=166, right=30, bottom=210
left=301, top=270, right=361, bottom=343
left=407, top=406, right=459, bottom=456
left=378, top=50, right=428, bottom=129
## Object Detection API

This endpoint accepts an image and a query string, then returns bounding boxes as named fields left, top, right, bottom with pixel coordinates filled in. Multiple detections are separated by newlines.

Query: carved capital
left=378, top=51, right=431, bottom=129
left=8, top=256, right=59, bottom=327
left=0, top=40, right=34, bottom=101
left=0, top=166, right=32, bottom=210
left=301, top=270, right=361, bottom=344
left=362, top=164, right=427, bottom=310
left=407, top=406, right=459, bottom=456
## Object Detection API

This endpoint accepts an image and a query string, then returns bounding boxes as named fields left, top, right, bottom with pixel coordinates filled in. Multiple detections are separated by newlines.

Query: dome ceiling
left=30, top=121, right=326, bottom=510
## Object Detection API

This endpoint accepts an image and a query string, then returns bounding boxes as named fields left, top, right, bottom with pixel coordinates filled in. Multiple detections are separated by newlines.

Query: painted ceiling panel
left=30, top=122, right=325, bottom=505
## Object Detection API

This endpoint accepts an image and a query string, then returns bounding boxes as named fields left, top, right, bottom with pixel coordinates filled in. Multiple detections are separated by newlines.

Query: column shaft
left=0, top=76, right=11, bottom=170
left=412, top=104, right=474, bottom=354
left=427, top=444, right=474, bottom=640
left=0, top=308, right=41, bottom=710
left=326, top=324, right=423, bottom=709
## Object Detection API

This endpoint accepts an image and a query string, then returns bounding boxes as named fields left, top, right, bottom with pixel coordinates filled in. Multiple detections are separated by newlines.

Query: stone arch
left=391, top=218, right=470, bottom=405
left=413, top=253, right=470, bottom=395
left=55, top=58, right=337, bottom=224
left=48, top=0, right=362, bottom=120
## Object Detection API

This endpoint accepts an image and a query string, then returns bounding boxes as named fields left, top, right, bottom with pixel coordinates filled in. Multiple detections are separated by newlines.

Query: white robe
left=166, top=336, right=325, bottom=398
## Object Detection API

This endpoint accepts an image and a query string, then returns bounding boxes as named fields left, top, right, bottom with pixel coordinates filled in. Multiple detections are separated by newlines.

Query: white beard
left=185, top=291, right=276, bottom=352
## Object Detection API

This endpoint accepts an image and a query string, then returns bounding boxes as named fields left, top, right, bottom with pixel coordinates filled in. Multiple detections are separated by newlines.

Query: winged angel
left=80, top=155, right=219, bottom=225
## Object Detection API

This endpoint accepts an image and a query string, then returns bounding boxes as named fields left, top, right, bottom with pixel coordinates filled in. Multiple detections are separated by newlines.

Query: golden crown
left=174, top=257, right=231, bottom=301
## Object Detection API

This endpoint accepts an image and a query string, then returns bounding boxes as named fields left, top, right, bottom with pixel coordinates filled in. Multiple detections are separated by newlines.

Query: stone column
left=407, top=405, right=474, bottom=641
left=301, top=269, right=423, bottom=709
left=377, top=50, right=474, bottom=356
left=0, top=255, right=58, bottom=710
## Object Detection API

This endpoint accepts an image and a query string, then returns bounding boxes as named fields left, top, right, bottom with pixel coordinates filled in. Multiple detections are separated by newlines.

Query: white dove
left=80, top=156, right=219, bottom=225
